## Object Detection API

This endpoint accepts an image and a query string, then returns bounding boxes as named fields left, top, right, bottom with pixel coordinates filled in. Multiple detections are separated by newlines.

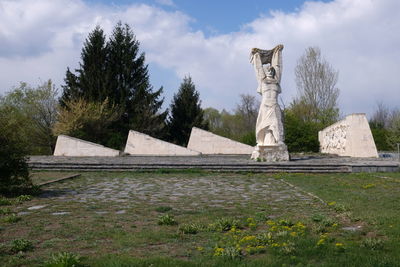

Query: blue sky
left=87, top=0, right=330, bottom=35
left=0, top=0, right=399, bottom=116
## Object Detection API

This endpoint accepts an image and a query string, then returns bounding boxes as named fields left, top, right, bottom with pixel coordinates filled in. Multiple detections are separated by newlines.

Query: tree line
left=1, top=22, right=399, bottom=195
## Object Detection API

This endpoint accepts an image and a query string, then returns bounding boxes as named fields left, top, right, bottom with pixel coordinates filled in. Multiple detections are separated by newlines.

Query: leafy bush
left=361, top=237, right=385, bottom=250
left=2, top=214, right=21, bottom=223
left=178, top=223, right=203, bottom=234
left=0, top=198, right=12, bottom=206
left=0, top=105, right=37, bottom=196
left=11, top=239, right=33, bottom=253
left=0, top=207, right=12, bottom=215
left=284, top=109, right=321, bottom=152
left=16, top=195, right=32, bottom=202
left=157, top=214, right=177, bottom=226
left=209, top=218, right=242, bottom=232
left=53, top=98, right=121, bottom=149
left=43, top=252, right=84, bottom=267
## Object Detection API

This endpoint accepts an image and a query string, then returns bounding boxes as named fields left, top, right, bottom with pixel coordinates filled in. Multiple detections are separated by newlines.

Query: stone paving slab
left=37, top=174, right=316, bottom=211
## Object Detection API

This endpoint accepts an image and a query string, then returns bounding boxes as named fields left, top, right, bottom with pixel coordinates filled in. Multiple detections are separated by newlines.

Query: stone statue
left=250, top=45, right=289, bottom=161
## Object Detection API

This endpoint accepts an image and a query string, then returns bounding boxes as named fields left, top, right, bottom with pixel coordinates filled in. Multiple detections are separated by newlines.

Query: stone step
left=29, top=163, right=351, bottom=173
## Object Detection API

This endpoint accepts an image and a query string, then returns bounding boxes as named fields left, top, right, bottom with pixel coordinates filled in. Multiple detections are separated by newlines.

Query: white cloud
left=0, top=0, right=399, bottom=116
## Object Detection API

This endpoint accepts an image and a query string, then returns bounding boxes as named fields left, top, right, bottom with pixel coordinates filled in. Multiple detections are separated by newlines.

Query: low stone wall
left=318, top=113, right=378, bottom=158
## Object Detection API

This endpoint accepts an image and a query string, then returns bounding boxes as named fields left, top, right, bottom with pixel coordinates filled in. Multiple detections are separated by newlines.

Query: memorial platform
left=29, top=155, right=399, bottom=173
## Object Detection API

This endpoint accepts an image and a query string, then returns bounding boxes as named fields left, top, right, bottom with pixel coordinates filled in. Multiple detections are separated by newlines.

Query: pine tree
left=106, top=22, right=167, bottom=138
left=79, top=26, right=108, bottom=102
left=167, top=76, right=208, bottom=146
left=59, top=23, right=168, bottom=148
left=60, top=26, right=107, bottom=106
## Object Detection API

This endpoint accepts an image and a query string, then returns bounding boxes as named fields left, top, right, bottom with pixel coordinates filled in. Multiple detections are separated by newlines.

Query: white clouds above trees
left=0, top=0, right=399, bottom=115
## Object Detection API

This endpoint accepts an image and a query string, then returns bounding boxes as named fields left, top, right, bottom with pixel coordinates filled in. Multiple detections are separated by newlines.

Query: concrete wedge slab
left=187, top=127, right=254, bottom=155
left=124, top=130, right=201, bottom=156
left=54, top=135, right=119, bottom=157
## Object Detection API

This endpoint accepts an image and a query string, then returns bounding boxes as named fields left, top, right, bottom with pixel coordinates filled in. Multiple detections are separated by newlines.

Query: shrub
left=0, top=198, right=12, bottom=206
left=361, top=237, right=385, bottom=250
left=209, top=218, right=242, bottom=232
left=17, top=195, right=32, bottom=202
left=0, top=207, right=12, bottom=215
left=178, top=223, right=203, bottom=234
left=0, top=106, right=37, bottom=196
left=157, top=214, right=177, bottom=226
left=2, top=214, right=21, bottom=223
left=43, top=252, right=84, bottom=267
left=11, top=239, right=33, bottom=253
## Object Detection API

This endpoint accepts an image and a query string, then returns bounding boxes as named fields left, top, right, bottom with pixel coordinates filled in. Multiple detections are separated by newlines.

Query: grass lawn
left=0, top=170, right=399, bottom=266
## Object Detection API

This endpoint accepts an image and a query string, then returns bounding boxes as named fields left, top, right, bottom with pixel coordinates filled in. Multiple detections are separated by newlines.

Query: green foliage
left=53, top=98, right=122, bottom=148
left=284, top=109, right=321, bottom=152
left=167, top=76, right=208, bottom=146
left=370, top=125, right=391, bottom=151
left=61, top=23, right=167, bottom=148
left=0, top=103, right=36, bottom=196
left=178, top=223, right=203, bottom=234
left=44, top=252, right=84, bottom=267
left=16, top=195, right=32, bottom=202
left=203, top=94, right=258, bottom=146
left=2, top=214, right=21, bottom=223
left=0, top=207, right=12, bottom=215
left=10, top=239, right=33, bottom=253
left=387, top=112, right=400, bottom=150
left=239, top=131, right=256, bottom=146
left=294, top=47, right=340, bottom=126
left=209, top=218, right=242, bottom=232
left=0, top=197, right=12, bottom=206
left=0, top=80, right=58, bottom=154
left=157, top=214, right=177, bottom=226
left=361, top=237, right=385, bottom=251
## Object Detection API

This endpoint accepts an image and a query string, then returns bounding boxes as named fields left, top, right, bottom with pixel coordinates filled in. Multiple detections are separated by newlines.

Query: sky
left=0, top=0, right=399, bottom=117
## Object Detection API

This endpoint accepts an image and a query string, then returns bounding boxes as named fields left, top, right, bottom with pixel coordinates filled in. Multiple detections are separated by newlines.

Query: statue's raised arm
left=271, top=44, right=283, bottom=83
left=249, top=44, right=289, bottom=162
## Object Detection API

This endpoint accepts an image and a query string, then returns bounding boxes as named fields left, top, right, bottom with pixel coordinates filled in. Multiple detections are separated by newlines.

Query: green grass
left=0, top=171, right=399, bottom=266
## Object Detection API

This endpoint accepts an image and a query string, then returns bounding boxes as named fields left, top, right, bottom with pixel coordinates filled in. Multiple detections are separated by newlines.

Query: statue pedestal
left=251, top=144, right=289, bottom=162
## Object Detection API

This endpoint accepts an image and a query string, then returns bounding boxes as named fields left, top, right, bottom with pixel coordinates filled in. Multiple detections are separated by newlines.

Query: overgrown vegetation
left=369, top=102, right=400, bottom=151
left=0, top=103, right=37, bottom=196
left=1, top=171, right=399, bottom=266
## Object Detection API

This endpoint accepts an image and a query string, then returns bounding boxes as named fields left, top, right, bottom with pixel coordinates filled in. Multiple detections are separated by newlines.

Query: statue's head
left=267, top=66, right=276, bottom=79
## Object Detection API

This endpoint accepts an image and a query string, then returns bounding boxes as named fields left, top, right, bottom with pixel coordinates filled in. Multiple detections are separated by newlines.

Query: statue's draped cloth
left=251, top=47, right=284, bottom=146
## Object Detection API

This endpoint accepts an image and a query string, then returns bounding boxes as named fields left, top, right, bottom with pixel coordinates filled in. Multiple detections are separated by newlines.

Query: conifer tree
left=167, top=76, right=208, bottom=146
left=105, top=22, right=167, bottom=137
left=60, top=23, right=167, bottom=148
left=60, top=26, right=107, bottom=105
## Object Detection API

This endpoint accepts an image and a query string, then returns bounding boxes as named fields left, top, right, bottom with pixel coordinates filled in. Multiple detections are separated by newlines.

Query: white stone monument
left=187, top=127, right=254, bottom=154
left=54, top=135, right=120, bottom=156
left=319, top=113, right=378, bottom=158
left=250, top=45, right=289, bottom=161
left=124, top=130, right=201, bottom=156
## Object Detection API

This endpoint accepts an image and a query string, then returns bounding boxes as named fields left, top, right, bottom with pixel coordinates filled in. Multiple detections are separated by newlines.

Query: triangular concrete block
left=187, top=127, right=254, bottom=154
left=54, top=135, right=120, bottom=156
left=319, top=113, right=378, bottom=158
left=124, top=130, right=201, bottom=156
